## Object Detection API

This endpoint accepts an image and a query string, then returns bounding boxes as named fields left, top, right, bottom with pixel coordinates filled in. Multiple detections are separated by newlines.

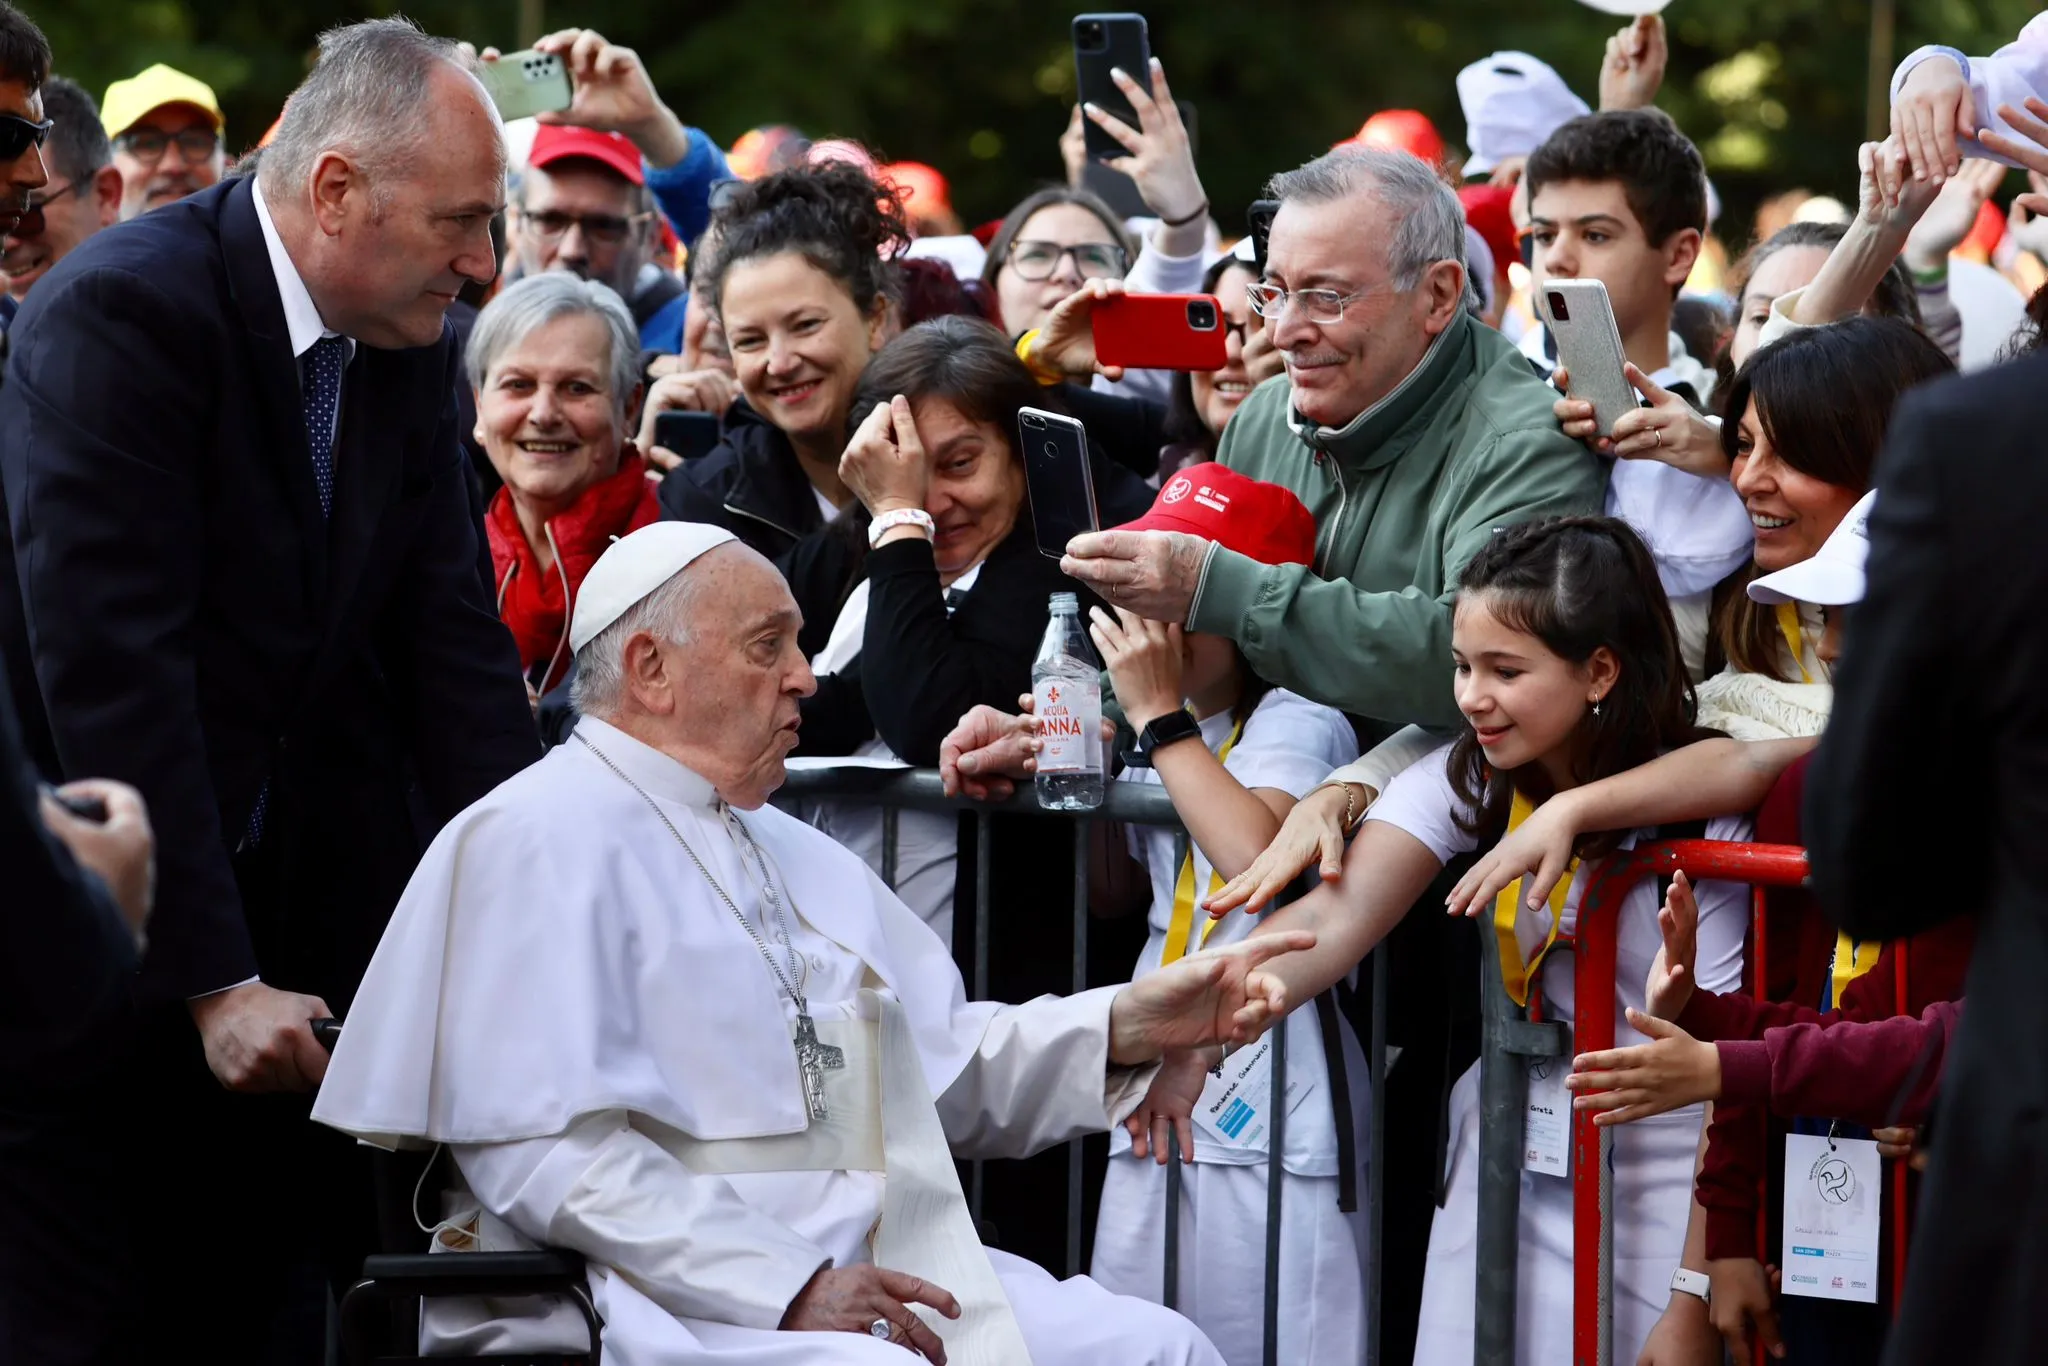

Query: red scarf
left=488, top=450, right=662, bottom=692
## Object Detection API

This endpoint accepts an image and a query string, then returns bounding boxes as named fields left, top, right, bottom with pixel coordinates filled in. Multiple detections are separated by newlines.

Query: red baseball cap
left=1342, top=109, right=1446, bottom=168
left=529, top=125, right=645, bottom=187
left=1458, top=183, right=1517, bottom=278
left=1113, top=464, right=1317, bottom=567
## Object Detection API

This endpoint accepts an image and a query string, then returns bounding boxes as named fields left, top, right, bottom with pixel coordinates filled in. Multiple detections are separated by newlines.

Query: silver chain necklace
left=575, top=734, right=845, bottom=1120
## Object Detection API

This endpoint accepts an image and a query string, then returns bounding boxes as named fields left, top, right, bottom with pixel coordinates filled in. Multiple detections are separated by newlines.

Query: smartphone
left=1540, top=279, right=1637, bottom=438
left=1091, top=293, right=1227, bottom=371
left=1247, top=199, right=1278, bottom=276
left=479, top=50, right=573, bottom=123
left=1072, top=14, right=1151, bottom=162
left=311, top=1018, right=342, bottom=1053
left=654, top=410, right=723, bottom=463
left=1019, top=406, right=1099, bottom=560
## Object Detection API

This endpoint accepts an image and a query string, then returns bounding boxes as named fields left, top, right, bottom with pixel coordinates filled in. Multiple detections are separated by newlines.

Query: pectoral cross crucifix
left=793, top=1012, right=846, bottom=1122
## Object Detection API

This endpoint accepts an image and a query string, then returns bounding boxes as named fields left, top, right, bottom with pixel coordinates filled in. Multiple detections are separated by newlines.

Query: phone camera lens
left=1187, top=300, right=1218, bottom=330
left=1547, top=291, right=1570, bottom=323
left=1044, top=441, right=1059, bottom=459
left=1077, top=21, right=1105, bottom=49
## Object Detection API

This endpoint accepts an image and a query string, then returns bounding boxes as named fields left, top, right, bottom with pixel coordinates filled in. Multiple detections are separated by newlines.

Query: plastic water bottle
left=1031, top=592, right=1104, bottom=812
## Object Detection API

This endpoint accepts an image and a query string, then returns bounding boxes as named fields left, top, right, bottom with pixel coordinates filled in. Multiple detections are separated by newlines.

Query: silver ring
left=869, top=1318, right=894, bottom=1340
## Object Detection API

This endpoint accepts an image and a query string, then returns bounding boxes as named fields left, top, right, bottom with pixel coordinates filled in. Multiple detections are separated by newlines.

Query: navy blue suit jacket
left=0, top=175, right=538, bottom=1008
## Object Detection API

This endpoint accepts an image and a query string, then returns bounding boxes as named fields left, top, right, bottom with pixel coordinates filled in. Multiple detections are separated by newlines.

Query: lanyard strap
left=1492, top=790, right=1580, bottom=1008
left=1776, top=601, right=1815, bottom=685
left=1826, top=933, right=1885, bottom=1011
left=1161, top=718, right=1245, bottom=965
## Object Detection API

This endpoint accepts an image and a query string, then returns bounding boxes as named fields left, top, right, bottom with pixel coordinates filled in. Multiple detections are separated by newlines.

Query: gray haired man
left=1001, top=146, right=1604, bottom=738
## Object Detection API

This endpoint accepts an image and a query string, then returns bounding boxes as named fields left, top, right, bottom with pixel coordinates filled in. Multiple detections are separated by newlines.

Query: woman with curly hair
left=658, top=160, right=909, bottom=559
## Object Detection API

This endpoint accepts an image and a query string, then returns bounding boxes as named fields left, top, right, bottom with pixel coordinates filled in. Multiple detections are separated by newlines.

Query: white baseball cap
left=1747, top=491, right=1875, bottom=607
left=1457, top=52, right=1591, bottom=177
left=569, top=522, right=739, bottom=653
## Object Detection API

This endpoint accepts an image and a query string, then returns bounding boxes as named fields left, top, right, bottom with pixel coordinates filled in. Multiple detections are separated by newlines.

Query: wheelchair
left=333, top=1144, right=602, bottom=1366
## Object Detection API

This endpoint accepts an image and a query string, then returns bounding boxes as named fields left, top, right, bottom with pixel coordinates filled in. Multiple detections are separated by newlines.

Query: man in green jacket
left=1066, top=145, right=1601, bottom=732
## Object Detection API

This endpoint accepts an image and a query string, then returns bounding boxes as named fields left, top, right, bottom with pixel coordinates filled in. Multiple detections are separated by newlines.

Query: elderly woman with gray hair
left=470, top=272, right=661, bottom=707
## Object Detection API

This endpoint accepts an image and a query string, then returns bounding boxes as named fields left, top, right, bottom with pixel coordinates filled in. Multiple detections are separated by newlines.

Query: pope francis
left=312, top=524, right=1313, bottom=1366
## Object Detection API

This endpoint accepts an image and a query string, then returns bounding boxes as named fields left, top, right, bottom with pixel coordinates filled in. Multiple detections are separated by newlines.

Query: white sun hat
left=1747, top=490, right=1875, bottom=607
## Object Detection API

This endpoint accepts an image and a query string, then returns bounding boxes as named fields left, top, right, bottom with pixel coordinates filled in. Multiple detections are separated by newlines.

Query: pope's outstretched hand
left=1106, top=930, right=1315, bottom=1064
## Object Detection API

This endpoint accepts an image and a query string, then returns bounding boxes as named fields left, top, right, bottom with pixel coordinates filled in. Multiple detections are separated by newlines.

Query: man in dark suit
left=1804, top=348, right=2048, bottom=1364
left=0, top=16, right=539, bottom=1361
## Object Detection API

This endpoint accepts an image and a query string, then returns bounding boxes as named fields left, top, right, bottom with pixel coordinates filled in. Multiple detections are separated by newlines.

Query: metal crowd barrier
left=775, top=765, right=1390, bottom=1366
left=1472, top=839, right=1812, bottom=1366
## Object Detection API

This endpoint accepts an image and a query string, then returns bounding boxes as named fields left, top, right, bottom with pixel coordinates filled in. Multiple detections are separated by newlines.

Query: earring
left=1591, top=696, right=1604, bottom=718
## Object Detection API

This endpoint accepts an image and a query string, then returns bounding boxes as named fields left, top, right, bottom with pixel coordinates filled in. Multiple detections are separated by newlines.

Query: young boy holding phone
left=1522, top=110, right=1751, bottom=673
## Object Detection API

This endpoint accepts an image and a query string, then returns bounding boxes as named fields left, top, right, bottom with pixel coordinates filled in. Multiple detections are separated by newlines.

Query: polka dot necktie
left=301, top=333, right=347, bottom=519
left=246, top=334, right=349, bottom=849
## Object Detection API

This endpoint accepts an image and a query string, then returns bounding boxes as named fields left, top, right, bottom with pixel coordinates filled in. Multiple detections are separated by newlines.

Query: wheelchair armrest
left=356, top=1250, right=588, bottom=1299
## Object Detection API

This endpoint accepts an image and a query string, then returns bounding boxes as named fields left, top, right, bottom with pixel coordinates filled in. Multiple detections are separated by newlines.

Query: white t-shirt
left=1367, top=745, right=1750, bottom=1046
left=1116, top=688, right=1359, bottom=1172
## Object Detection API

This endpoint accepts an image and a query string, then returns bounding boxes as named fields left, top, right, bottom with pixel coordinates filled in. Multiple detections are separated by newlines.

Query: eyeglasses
left=115, top=126, right=221, bottom=165
left=0, top=113, right=51, bottom=162
left=520, top=209, right=653, bottom=246
left=1005, top=239, right=1128, bottom=282
left=1245, top=280, right=1398, bottom=326
left=6, top=178, right=79, bottom=239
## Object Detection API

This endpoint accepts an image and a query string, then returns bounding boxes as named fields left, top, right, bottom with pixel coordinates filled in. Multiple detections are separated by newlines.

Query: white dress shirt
left=251, top=178, right=355, bottom=442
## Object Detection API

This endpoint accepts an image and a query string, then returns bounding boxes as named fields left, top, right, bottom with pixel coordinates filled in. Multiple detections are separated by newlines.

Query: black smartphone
left=1019, top=406, right=1099, bottom=560
left=1072, top=13, right=1151, bottom=162
left=1247, top=199, right=1278, bottom=276
left=310, top=1018, right=343, bottom=1053
left=38, top=783, right=107, bottom=823
left=654, top=410, right=722, bottom=463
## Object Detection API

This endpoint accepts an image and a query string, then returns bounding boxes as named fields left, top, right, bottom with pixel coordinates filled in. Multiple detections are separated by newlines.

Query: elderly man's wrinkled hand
left=939, top=700, right=1038, bottom=801
left=1108, top=930, right=1318, bottom=1063
left=1061, top=530, right=1208, bottom=627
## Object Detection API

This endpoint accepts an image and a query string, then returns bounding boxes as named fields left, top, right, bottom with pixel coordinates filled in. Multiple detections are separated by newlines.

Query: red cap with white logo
left=1112, top=463, right=1317, bottom=567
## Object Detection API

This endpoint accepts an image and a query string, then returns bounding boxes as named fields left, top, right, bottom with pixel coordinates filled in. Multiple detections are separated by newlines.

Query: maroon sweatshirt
left=1717, top=998, right=1962, bottom=1124
left=1674, top=754, right=1978, bottom=1261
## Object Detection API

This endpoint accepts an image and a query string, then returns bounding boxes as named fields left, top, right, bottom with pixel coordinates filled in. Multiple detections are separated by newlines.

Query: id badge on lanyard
left=1781, top=1129, right=1881, bottom=1303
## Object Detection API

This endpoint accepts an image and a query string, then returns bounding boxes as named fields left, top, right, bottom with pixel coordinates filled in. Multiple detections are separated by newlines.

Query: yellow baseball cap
left=101, top=64, right=224, bottom=141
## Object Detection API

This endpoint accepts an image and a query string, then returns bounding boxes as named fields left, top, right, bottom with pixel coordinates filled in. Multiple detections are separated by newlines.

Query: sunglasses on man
left=115, top=126, right=221, bottom=165
left=5, top=177, right=79, bottom=240
left=0, top=112, right=52, bottom=163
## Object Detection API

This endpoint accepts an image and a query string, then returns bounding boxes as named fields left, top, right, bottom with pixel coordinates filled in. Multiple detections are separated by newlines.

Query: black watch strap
left=1136, top=709, right=1204, bottom=760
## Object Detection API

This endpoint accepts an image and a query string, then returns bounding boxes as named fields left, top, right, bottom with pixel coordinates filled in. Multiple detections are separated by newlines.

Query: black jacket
left=1804, top=352, right=2046, bottom=1365
left=792, top=522, right=1101, bottom=764
left=660, top=388, right=1165, bottom=565
left=0, top=177, right=540, bottom=1010
left=657, top=400, right=824, bottom=561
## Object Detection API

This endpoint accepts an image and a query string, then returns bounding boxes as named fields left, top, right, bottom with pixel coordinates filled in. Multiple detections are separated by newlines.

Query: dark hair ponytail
left=703, top=161, right=909, bottom=319
left=1448, top=516, right=1707, bottom=858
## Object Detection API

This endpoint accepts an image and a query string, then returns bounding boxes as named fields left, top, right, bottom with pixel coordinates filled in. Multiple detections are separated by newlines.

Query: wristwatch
left=867, top=507, right=935, bottom=548
left=1125, top=709, right=1204, bottom=768
left=1669, top=1267, right=1711, bottom=1304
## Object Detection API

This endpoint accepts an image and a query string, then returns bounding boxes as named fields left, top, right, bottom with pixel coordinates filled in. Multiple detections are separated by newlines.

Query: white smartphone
left=1540, top=279, right=1637, bottom=438
left=479, top=50, right=574, bottom=123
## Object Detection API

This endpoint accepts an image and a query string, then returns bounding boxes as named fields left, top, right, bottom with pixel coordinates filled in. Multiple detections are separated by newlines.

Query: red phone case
left=1090, top=294, right=1230, bottom=372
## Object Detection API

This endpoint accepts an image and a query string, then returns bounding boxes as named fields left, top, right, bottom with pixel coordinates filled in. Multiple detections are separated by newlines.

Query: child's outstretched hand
left=1089, top=605, right=1186, bottom=730
left=1645, top=870, right=1700, bottom=1021
left=1125, top=1047, right=1213, bottom=1165
left=1565, top=1007, right=1721, bottom=1126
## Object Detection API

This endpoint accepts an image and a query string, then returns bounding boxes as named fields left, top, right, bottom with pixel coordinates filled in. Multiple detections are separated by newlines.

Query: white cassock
left=312, top=715, right=1223, bottom=1366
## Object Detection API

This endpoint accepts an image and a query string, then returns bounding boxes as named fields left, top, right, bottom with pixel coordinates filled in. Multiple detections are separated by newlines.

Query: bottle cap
left=1049, top=591, right=1079, bottom=612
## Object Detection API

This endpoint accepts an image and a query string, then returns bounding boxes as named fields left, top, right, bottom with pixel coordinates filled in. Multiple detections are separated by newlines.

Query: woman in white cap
left=1695, top=317, right=1951, bottom=740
